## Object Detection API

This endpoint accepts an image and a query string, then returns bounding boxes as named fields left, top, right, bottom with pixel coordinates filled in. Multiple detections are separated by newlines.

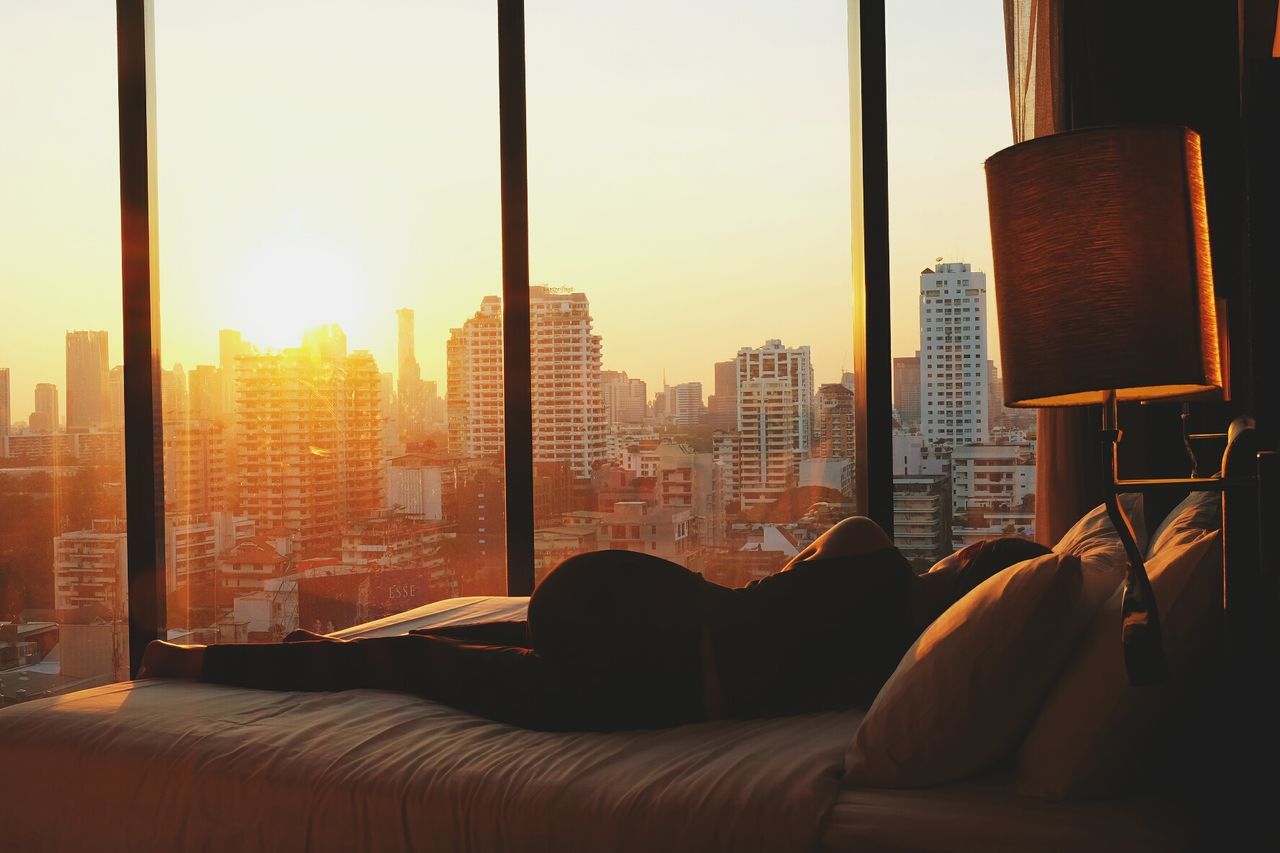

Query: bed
left=0, top=595, right=1190, bottom=853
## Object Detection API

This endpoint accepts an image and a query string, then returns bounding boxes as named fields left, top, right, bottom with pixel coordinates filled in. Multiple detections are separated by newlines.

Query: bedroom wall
left=1059, top=0, right=1275, bottom=491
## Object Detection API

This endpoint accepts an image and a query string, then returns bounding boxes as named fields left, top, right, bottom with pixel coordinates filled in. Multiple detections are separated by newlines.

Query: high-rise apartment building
left=32, top=383, right=58, bottom=433
left=601, top=370, right=647, bottom=426
left=447, top=296, right=504, bottom=461
left=736, top=339, right=813, bottom=508
left=54, top=519, right=127, bottom=616
left=893, top=353, right=921, bottom=430
left=706, top=359, right=738, bottom=432
left=187, top=365, right=224, bottom=422
left=814, top=382, right=856, bottom=459
left=919, top=262, right=989, bottom=445
left=108, top=365, right=125, bottom=429
left=670, top=382, right=705, bottom=426
left=161, top=363, right=188, bottom=420
left=163, top=419, right=228, bottom=516
left=218, top=329, right=249, bottom=419
left=654, top=381, right=704, bottom=426
left=0, top=367, right=9, bottom=439
left=529, top=287, right=607, bottom=476
left=65, top=330, right=109, bottom=431
left=448, top=287, right=607, bottom=479
left=236, top=328, right=384, bottom=555
left=987, top=360, right=1006, bottom=433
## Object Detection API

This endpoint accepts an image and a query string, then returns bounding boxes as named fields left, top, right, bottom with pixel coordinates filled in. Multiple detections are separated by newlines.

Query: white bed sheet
left=330, top=595, right=530, bottom=639
left=0, top=681, right=859, bottom=853
left=821, top=772, right=1189, bottom=853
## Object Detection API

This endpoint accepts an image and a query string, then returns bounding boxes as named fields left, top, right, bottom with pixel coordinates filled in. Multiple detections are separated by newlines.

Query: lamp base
left=1101, top=392, right=1169, bottom=686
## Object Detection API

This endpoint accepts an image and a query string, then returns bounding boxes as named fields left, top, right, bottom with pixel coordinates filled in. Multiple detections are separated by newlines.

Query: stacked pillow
left=844, top=548, right=1120, bottom=788
left=1017, top=499, right=1223, bottom=799
left=844, top=493, right=1220, bottom=792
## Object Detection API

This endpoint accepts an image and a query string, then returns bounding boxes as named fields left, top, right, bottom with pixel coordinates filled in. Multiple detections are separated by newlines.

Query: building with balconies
left=448, top=287, right=608, bottom=480
left=919, top=262, right=990, bottom=447
left=736, top=340, right=813, bottom=509
left=235, top=328, right=384, bottom=556
left=891, top=475, right=951, bottom=564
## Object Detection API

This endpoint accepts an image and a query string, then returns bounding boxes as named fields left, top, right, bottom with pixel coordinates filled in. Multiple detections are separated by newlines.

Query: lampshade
left=985, top=126, right=1222, bottom=407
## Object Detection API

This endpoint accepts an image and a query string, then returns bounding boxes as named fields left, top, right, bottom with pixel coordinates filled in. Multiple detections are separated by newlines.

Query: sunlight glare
left=225, top=232, right=371, bottom=351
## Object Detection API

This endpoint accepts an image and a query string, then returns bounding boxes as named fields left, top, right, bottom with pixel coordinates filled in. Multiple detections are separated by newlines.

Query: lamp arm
left=1101, top=391, right=1169, bottom=686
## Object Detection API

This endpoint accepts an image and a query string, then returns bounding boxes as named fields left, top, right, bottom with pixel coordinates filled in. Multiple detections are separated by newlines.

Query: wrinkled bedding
left=0, top=681, right=858, bottom=853
left=0, top=596, right=1186, bottom=852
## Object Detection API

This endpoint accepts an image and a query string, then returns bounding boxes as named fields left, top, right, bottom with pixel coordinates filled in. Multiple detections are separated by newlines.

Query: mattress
left=822, top=772, right=1189, bottom=853
left=0, top=681, right=858, bottom=853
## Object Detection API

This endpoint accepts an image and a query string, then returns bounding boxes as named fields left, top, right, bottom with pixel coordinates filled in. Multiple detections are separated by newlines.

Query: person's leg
left=140, top=633, right=587, bottom=729
left=410, top=620, right=531, bottom=647
left=782, top=516, right=894, bottom=569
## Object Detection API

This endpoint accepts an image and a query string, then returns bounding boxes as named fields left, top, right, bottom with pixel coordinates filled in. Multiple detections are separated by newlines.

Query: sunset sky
left=0, top=1, right=1009, bottom=422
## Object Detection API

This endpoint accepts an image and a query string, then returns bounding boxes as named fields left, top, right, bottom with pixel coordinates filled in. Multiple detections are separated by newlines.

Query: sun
left=225, top=232, right=373, bottom=352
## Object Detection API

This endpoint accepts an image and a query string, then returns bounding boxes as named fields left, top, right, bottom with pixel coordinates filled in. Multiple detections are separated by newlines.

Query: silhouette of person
left=140, top=517, right=1048, bottom=731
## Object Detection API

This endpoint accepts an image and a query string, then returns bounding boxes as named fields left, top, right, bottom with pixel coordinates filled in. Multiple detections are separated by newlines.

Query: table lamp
left=985, top=125, right=1223, bottom=685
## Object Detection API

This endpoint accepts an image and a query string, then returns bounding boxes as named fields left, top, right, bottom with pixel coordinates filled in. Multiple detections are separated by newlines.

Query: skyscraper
left=919, top=261, right=989, bottom=445
left=236, top=327, right=384, bottom=555
left=187, top=364, right=224, bottom=422
left=0, top=367, right=9, bottom=439
left=448, top=287, right=607, bottom=479
left=163, top=419, right=228, bottom=515
left=447, top=296, right=504, bottom=461
left=396, top=308, right=426, bottom=436
left=706, top=359, right=738, bottom=432
left=893, top=353, right=921, bottom=430
left=32, top=382, right=58, bottom=434
left=218, top=329, right=249, bottom=419
left=161, top=363, right=188, bottom=420
left=814, top=382, right=856, bottom=458
left=65, top=330, right=109, bottom=431
left=668, top=382, right=705, bottom=426
left=736, top=339, right=813, bottom=507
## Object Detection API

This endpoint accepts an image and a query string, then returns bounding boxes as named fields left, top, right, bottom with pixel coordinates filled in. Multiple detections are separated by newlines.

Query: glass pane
left=525, top=2, right=855, bottom=587
left=1, top=3, right=128, bottom=703
left=154, top=0, right=504, bottom=641
left=885, top=1, right=1037, bottom=569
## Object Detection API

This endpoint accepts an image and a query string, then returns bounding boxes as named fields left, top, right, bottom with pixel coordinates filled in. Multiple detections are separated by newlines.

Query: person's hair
left=952, top=536, right=1052, bottom=600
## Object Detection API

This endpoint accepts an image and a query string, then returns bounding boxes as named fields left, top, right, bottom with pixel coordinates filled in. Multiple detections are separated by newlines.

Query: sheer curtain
left=1001, top=0, right=1103, bottom=545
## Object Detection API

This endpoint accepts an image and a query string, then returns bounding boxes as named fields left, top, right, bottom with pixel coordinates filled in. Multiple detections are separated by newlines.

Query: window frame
left=114, top=0, right=893, bottom=674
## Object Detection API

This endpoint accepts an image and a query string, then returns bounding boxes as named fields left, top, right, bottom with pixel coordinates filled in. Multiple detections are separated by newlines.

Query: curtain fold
left=1002, top=0, right=1102, bottom=546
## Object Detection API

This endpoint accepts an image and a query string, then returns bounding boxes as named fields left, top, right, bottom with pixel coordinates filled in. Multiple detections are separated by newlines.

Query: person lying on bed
left=140, top=517, right=1048, bottom=732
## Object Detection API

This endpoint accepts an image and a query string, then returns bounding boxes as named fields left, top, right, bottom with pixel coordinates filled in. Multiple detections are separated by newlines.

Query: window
left=153, top=0, right=505, bottom=642
left=4, top=1, right=893, bottom=687
left=886, top=0, right=1035, bottom=565
left=1, top=2, right=129, bottom=699
left=526, top=1, right=857, bottom=588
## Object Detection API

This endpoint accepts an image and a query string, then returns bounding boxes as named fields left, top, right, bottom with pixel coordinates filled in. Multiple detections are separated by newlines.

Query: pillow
left=1017, top=529, right=1222, bottom=800
left=843, top=551, right=1119, bottom=788
left=1053, top=494, right=1146, bottom=569
left=1146, top=489, right=1220, bottom=558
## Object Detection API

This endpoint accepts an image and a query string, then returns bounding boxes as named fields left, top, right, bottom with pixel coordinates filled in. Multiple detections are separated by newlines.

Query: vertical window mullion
left=116, top=0, right=166, bottom=675
left=849, top=0, right=893, bottom=533
left=497, top=0, right=535, bottom=595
